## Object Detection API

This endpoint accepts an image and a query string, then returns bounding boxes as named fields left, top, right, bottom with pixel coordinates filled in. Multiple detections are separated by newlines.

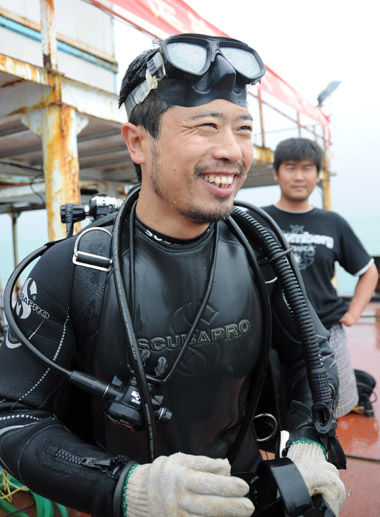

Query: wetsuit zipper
left=46, top=445, right=128, bottom=476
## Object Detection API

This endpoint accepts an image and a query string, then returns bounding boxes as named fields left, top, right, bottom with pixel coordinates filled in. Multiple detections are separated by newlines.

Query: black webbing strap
left=253, top=458, right=335, bottom=516
left=70, top=226, right=113, bottom=370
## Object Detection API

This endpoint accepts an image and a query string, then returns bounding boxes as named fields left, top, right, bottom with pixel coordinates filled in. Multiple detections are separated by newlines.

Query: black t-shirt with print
left=262, top=205, right=373, bottom=329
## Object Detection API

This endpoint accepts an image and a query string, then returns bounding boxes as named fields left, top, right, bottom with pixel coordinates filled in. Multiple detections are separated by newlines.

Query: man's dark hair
left=273, top=137, right=323, bottom=173
left=119, top=47, right=173, bottom=182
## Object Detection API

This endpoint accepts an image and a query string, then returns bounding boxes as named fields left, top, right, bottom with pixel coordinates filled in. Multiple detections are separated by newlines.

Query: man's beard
left=176, top=203, right=233, bottom=224
left=148, top=143, right=242, bottom=224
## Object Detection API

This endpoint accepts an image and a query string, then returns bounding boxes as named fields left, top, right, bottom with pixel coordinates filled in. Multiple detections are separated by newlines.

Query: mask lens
left=221, top=47, right=262, bottom=79
left=165, top=41, right=208, bottom=75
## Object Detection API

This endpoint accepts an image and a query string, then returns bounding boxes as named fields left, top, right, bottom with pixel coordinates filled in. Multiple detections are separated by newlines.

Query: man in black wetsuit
left=0, top=34, right=345, bottom=516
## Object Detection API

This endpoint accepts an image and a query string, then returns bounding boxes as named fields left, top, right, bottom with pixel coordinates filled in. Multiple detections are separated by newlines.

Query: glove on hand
left=125, top=452, right=254, bottom=516
left=287, top=442, right=346, bottom=516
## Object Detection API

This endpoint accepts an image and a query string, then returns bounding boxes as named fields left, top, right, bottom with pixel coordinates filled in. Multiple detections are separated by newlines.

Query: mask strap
left=125, top=53, right=165, bottom=118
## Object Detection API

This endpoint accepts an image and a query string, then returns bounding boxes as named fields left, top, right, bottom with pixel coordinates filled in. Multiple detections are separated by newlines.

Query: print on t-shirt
left=283, top=225, right=334, bottom=270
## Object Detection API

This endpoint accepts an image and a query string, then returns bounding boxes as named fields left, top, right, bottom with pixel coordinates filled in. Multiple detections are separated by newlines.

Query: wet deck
left=336, top=301, right=380, bottom=516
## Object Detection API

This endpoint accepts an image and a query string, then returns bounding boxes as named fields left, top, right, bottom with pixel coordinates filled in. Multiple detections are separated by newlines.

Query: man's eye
left=199, top=122, right=217, bottom=128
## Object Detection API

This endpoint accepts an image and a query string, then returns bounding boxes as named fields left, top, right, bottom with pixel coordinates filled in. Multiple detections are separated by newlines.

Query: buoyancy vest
left=86, top=219, right=264, bottom=466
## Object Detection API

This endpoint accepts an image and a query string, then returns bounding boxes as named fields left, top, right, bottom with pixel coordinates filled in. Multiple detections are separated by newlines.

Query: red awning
left=91, top=0, right=329, bottom=128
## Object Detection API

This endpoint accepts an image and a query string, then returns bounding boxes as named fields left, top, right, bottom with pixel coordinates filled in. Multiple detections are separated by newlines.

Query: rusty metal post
left=40, top=0, right=58, bottom=72
left=320, top=169, right=332, bottom=211
left=257, top=87, right=266, bottom=148
left=22, top=107, right=88, bottom=241
left=10, top=209, right=21, bottom=292
left=11, top=210, right=20, bottom=269
left=320, top=166, right=337, bottom=287
left=37, top=0, right=85, bottom=240
left=320, top=135, right=337, bottom=286
left=41, top=105, right=82, bottom=240
left=320, top=131, right=332, bottom=211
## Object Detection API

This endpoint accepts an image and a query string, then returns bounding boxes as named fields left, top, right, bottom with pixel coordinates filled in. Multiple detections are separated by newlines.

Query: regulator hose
left=231, top=204, right=334, bottom=436
left=3, top=241, right=70, bottom=379
left=111, top=186, right=158, bottom=461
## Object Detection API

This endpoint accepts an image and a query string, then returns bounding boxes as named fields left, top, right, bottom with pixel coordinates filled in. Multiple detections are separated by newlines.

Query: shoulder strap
left=70, top=225, right=113, bottom=371
left=69, top=186, right=139, bottom=371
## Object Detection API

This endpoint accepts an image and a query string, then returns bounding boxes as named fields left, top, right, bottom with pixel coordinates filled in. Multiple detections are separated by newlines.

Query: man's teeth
left=202, top=175, right=234, bottom=187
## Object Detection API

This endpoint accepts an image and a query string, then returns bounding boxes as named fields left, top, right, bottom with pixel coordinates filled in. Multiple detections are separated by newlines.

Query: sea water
left=1, top=211, right=379, bottom=296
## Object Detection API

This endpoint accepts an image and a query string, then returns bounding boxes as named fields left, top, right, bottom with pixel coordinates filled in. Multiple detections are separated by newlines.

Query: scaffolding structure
left=0, top=0, right=332, bottom=255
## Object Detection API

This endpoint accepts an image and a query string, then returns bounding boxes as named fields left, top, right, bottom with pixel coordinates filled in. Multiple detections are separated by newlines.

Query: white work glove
left=287, top=441, right=346, bottom=516
left=125, top=452, right=254, bottom=516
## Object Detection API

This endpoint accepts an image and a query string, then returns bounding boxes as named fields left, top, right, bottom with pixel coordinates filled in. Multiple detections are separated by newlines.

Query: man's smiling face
left=133, top=98, right=254, bottom=237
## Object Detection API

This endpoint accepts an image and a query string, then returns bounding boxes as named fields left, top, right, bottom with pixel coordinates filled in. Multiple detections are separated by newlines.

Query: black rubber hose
left=111, top=187, right=158, bottom=461
left=231, top=206, right=333, bottom=435
left=3, top=242, right=69, bottom=377
left=3, top=241, right=120, bottom=400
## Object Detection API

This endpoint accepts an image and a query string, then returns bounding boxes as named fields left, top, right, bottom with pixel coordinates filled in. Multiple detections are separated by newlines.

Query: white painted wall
left=0, top=0, right=117, bottom=92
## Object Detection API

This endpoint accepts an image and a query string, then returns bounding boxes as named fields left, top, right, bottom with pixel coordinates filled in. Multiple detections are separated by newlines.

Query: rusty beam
left=61, top=77, right=124, bottom=124
left=0, top=53, right=123, bottom=122
left=0, top=54, right=53, bottom=86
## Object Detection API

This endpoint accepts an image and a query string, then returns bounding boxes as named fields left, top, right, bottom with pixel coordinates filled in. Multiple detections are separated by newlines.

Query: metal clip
left=253, top=413, right=279, bottom=442
left=72, top=227, right=112, bottom=272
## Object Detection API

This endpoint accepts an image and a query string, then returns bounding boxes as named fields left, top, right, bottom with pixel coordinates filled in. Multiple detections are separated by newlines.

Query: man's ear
left=273, top=168, right=279, bottom=182
left=121, top=122, right=147, bottom=165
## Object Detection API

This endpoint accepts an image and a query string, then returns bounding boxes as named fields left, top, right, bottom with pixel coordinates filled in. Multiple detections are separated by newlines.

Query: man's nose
left=212, top=130, right=243, bottom=163
left=293, top=168, right=305, bottom=178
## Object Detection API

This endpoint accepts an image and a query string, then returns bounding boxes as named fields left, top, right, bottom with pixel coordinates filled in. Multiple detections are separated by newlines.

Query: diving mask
left=125, top=33, right=266, bottom=116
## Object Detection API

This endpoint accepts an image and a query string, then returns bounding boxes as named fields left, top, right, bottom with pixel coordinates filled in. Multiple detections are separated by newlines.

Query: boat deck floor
left=336, top=301, right=380, bottom=516
left=1, top=302, right=379, bottom=516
